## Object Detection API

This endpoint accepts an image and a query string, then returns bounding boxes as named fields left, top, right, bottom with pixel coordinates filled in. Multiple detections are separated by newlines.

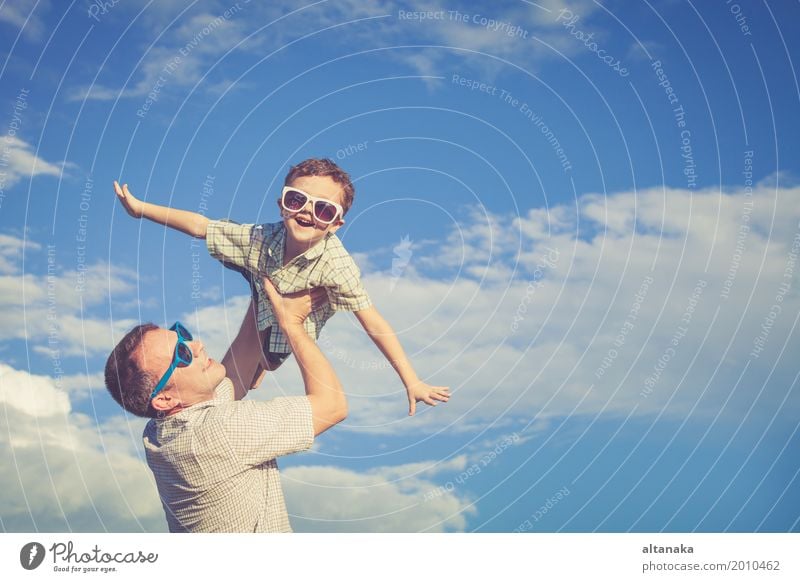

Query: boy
left=113, top=158, right=449, bottom=415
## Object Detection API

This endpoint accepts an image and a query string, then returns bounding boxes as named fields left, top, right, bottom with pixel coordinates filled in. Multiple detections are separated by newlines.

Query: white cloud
left=232, top=182, right=800, bottom=437
left=0, top=358, right=477, bottom=533
left=0, top=344, right=474, bottom=533
left=0, top=233, right=40, bottom=274
left=17, top=174, right=795, bottom=531
left=283, top=457, right=476, bottom=532
left=70, top=4, right=262, bottom=102
left=122, top=177, right=798, bottom=445
left=0, top=253, right=140, bottom=356
left=0, top=0, right=49, bottom=41
left=0, top=135, right=66, bottom=188
left=0, top=363, right=165, bottom=531
left=29, top=314, right=140, bottom=357
left=0, top=362, right=70, bottom=417
left=382, top=0, right=604, bottom=80
left=68, top=0, right=605, bottom=105
left=58, top=371, right=106, bottom=399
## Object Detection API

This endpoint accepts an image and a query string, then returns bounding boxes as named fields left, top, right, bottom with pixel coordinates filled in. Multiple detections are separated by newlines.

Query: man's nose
left=189, top=340, right=204, bottom=356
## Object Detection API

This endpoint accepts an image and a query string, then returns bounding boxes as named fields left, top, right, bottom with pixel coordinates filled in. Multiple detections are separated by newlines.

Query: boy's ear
left=327, top=217, right=345, bottom=235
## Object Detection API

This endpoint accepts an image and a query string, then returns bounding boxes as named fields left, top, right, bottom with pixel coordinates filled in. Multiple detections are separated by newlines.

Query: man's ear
left=150, top=386, right=177, bottom=413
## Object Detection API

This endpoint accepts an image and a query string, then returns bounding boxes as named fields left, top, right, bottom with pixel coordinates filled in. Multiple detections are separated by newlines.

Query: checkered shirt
left=142, top=378, right=314, bottom=533
left=206, top=220, right=372, bottom=354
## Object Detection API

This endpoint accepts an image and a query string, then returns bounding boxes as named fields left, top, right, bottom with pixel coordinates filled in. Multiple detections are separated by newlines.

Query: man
left=104, top=278, right=346, bottom=532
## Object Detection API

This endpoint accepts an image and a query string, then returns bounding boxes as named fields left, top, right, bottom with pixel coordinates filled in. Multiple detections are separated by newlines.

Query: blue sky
left=1, top=0, right=799, bottom=532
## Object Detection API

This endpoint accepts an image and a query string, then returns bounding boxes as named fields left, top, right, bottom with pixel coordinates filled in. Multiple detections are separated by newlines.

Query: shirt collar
left=266, top=223, right=286, bottom=265
left=153, top=378, right=234, bottom=423
left=268, top=222, right=330, bottom=265
left=300, top=233, right=330, bottom=262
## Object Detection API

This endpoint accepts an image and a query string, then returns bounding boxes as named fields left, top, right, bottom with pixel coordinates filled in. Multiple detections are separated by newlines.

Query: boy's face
left=278, top=174, right=345, bottom=249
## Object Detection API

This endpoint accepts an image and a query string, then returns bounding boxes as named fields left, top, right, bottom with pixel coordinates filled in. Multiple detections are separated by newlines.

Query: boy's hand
left=113, top=181, right=145, bottom=218
left=407, top=381, right=450, bottom=416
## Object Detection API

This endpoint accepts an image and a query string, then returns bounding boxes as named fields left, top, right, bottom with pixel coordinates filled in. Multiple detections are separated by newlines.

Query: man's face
left=137, top=327, right=226, bottom=409
left=279, top=175, right=345, bottom=250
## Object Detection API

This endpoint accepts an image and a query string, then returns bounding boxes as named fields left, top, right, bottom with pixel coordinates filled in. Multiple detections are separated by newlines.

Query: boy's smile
left=280, top=174, right=345, bottom=261
left=294, top=214, right=315, bottom=228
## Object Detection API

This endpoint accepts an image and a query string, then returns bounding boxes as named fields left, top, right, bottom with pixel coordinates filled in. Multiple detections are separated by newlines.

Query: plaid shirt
left=143, top=379, right=314, bottom=532
left=206, top=220, right=372, bottom=354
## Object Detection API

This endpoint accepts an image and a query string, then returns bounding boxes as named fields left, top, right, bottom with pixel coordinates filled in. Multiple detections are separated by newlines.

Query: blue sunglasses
left=149, top=322, right=193, bottom=401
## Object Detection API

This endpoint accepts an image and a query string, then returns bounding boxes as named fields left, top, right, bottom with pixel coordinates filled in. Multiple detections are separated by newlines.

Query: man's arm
left=355, top=306, right=450, bottom=416
left=114, top=181, right=209, bottom=238
left=262, top=277, right=347, bottom=436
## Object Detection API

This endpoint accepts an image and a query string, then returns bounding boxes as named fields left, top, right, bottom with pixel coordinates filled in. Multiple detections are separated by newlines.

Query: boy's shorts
left=221, top=260, right=291, bottom=369
left=260, top=326, right=291, bottom=369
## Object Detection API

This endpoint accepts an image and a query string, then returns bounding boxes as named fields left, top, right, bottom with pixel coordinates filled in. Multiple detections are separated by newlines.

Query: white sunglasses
left=280, top=186, right=343, bottom=225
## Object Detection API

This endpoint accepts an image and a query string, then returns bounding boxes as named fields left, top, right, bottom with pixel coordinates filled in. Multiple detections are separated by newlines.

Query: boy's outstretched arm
left=113, top=181, right=209, bottom=238
left=355, top=306, right=450, bottom=416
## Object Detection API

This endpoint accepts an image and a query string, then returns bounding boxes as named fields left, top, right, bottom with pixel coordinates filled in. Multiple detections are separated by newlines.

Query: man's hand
left=262, top=276, right=346, bottom=436
left=407, top=381, right=450, bottom=416
left=261, top=276, right=326, bottom=328
left=113, top=181, right=145, bottom=218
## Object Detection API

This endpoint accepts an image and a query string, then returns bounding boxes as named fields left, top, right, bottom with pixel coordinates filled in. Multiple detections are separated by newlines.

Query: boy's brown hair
left=284, top=158, right=355, bottom=215
left=104, top=323, right=159, bottom=418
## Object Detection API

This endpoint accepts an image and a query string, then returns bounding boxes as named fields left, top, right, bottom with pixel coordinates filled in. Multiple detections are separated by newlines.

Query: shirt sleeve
left=206, top=219, right=258, bottom=272
left=326, top=255, right=373, bottom=312
left=220, top=396, right=314, bottom=466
